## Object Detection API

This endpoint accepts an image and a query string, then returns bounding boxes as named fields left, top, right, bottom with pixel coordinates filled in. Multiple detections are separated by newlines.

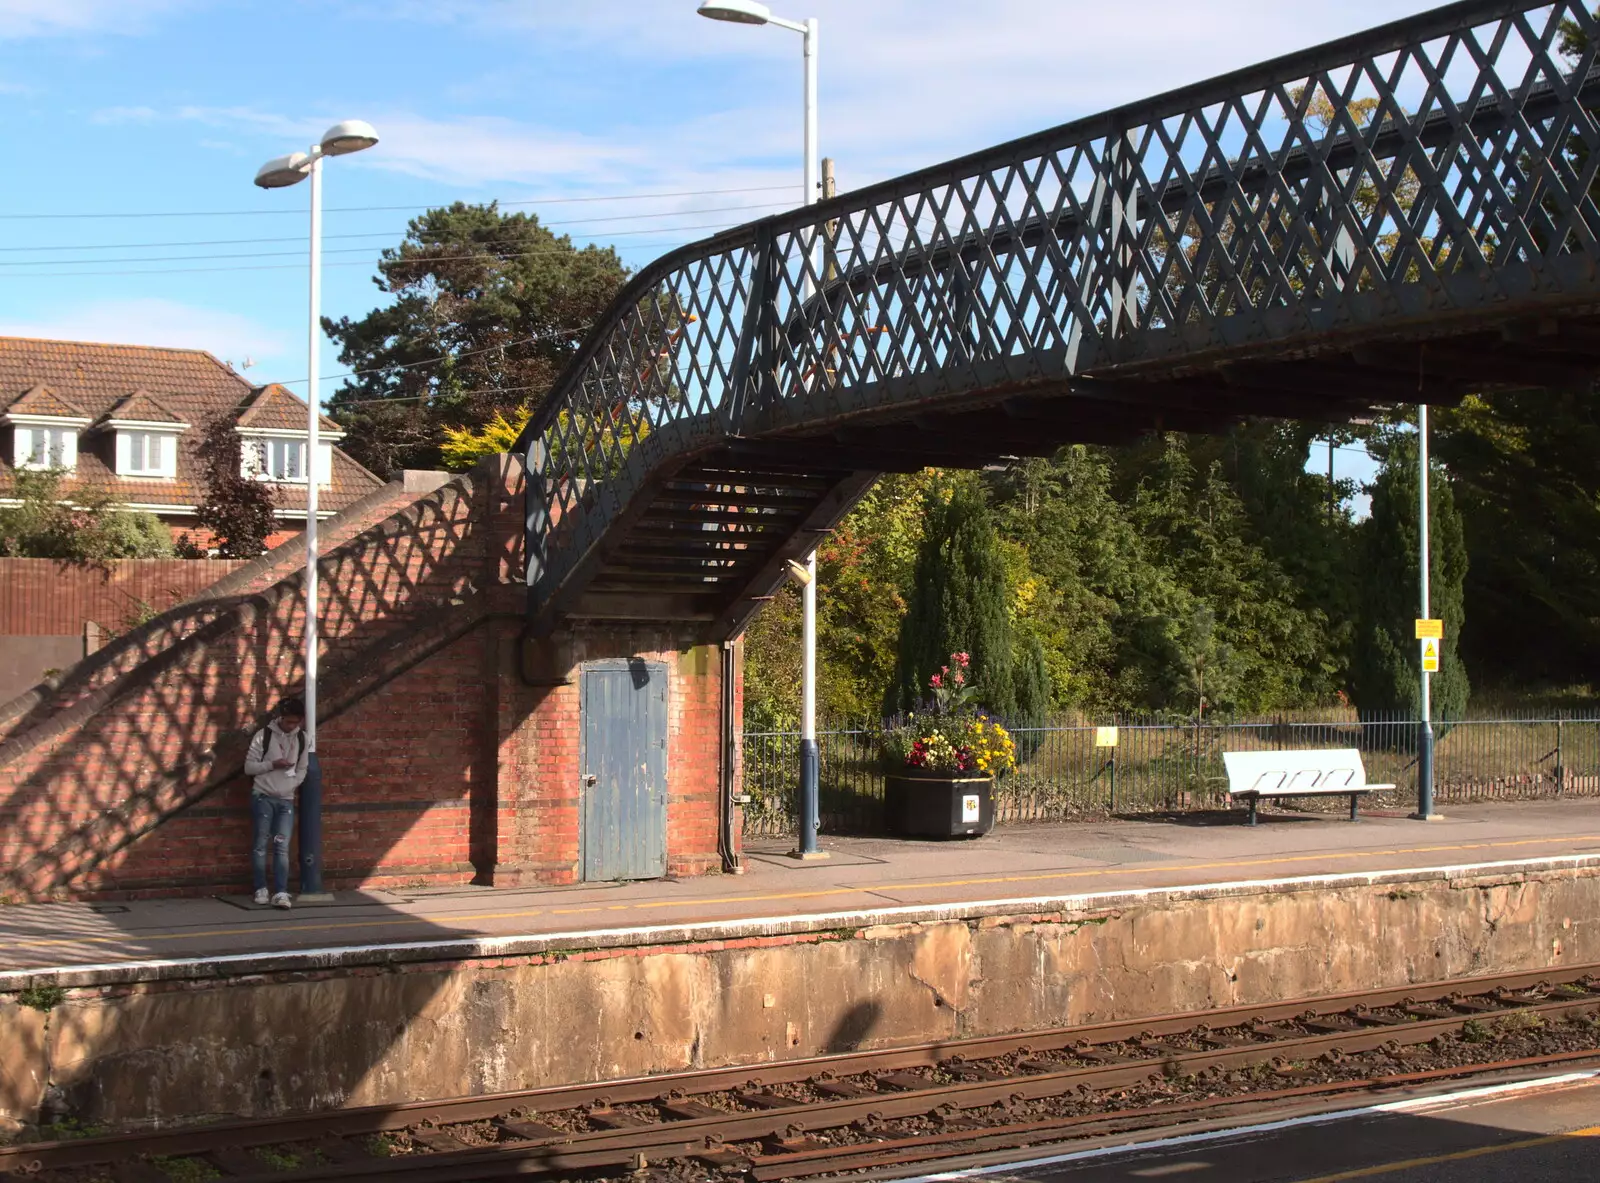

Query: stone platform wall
left=2, top=861, right=1595, bottom=1128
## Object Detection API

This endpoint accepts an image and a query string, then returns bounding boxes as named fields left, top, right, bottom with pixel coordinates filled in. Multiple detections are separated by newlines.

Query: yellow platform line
left=1288, top=1123, right=1599, bottom=1182
left=3, top=833, right=1599, bottom=957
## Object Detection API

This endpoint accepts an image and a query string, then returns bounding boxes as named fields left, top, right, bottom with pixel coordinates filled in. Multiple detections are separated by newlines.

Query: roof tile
left=4, top=384, right=89, bottom=420
left=102, top=389, right=187, bottom=425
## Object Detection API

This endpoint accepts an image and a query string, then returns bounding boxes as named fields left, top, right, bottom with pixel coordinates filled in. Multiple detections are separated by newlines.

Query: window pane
left=149, top=434, right=162, bottom=471
left=47, top=430, right=65, bottom=467
left=26, top=429, right=44, bottom=465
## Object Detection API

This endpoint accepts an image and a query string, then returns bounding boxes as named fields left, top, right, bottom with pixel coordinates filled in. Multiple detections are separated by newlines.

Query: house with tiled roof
left=0, top=336, right=384, bottom=547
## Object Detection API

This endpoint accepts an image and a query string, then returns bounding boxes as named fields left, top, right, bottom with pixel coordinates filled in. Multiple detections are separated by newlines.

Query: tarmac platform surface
left=4, top=799, right=1600, bottom=986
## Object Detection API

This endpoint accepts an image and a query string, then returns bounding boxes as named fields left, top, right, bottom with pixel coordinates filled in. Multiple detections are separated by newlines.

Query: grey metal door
left=580, top=659, right=668, bottom=881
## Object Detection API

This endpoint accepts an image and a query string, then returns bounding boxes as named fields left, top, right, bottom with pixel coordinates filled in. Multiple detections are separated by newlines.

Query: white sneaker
left=253, top=888, right=270, bottom=905
left=271, top=892, right=292, bottom=910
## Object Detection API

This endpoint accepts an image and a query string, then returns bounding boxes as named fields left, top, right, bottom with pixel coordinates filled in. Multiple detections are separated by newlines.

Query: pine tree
left=1351, top=434, right=1470, bottom=718
left=893, top=474, right=1017, bottom=715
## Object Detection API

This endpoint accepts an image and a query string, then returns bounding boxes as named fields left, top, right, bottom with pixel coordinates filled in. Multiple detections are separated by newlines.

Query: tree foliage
left=0, top=468, right=173, bottom=560
left=1436, top=390, right=1600, bottom=687
left=893, top=474, right=1019, bottom=716
left=324, top=203, right=629, bottom=474
left=191, top=414, right=278, bottom=558
left=1350, top=432, right=1470, bottom=719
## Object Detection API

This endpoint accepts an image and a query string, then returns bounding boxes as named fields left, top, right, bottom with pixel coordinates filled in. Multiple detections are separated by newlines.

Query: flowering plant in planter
left=882, top=653, right=1018, bottom=776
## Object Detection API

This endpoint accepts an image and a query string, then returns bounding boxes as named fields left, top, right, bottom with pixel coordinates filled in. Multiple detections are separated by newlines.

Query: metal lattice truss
left=521, top=0, right=1600, bottom=636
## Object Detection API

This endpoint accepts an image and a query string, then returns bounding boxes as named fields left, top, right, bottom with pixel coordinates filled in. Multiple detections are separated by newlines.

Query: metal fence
left=740, top=713, right=1600, bottom=838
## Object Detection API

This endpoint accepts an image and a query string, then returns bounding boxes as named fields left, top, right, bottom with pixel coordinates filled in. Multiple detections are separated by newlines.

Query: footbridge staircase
left=522, top=0, right=1600, bottom=639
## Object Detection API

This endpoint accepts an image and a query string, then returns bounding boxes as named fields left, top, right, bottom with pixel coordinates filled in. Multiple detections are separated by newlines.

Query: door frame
left=577, top=658, right=670, bottom=882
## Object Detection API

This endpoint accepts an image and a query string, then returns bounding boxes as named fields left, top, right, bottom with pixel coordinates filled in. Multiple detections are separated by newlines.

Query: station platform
left=5, top=798, right=1599, bottom=988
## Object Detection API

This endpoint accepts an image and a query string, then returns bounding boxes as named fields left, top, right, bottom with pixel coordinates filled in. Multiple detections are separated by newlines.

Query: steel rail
left=5, top=962, right=1598, bottom=1178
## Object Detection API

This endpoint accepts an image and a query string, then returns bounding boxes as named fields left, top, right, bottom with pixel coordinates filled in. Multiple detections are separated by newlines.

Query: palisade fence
left=740, top=712, right=1600, bottom=839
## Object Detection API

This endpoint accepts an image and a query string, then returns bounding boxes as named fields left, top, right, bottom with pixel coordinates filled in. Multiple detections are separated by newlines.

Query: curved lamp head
left=320, top=119, right=380, bottom=156
left=697, top=0, right=771, bottom=24
left=254, top=151, right=312, bottom=189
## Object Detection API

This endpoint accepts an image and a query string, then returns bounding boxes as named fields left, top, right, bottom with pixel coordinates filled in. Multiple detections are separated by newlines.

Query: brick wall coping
left=5, top=852, right=1596, bottom=992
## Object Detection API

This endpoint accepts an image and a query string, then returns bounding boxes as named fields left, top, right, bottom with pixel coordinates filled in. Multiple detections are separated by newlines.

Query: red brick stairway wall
left=0, top=456, right=736, bottom=901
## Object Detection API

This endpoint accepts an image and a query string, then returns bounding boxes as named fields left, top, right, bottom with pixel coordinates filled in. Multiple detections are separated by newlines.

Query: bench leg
left=1349, top=794, right=1359, bottom=822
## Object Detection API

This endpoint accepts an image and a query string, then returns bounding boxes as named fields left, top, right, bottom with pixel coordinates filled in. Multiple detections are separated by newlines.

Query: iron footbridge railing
left=519, top=0, right=1600, bottom=637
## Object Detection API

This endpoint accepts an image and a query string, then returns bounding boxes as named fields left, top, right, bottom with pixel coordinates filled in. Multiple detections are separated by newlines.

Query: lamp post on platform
left=1415, top=403, right=1440, bottom=821
left=697, top=0, right=827, bottom=859
left=254, top=119, right=381, bottom=896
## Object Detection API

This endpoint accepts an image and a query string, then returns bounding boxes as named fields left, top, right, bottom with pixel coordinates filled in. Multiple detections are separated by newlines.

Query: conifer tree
left=893, top=474, right=1016, bottom=715
left=1351, top=434, right=1470, bottom=718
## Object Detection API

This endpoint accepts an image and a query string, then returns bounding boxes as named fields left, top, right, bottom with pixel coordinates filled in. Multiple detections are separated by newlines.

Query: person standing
left=245, top=696, right=309, bottom=909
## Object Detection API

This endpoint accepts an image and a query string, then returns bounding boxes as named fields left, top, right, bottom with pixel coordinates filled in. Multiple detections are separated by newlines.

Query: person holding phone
left=243, top=696, right=309, bottom=909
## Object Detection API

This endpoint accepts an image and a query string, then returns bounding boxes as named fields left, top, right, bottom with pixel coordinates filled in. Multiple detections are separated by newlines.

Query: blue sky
left=0, top=0, right=1440, bottom=492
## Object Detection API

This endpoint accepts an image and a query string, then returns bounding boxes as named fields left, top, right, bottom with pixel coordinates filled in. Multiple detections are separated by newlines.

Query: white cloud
left=91, top=105, right=159, bottom=125
left=0, top=0, right=190, bottom=38
left=319, top=0, right=1448, bottom=197
left=0, top=298, right=292, bottom=373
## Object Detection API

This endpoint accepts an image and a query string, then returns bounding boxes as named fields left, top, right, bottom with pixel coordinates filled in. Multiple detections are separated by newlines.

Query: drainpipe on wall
left=719, top=639, right=744, bottom=874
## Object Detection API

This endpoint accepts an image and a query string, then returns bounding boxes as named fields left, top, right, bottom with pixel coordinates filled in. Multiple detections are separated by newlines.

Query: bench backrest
left=1222, top=748, right=1368, bottom=795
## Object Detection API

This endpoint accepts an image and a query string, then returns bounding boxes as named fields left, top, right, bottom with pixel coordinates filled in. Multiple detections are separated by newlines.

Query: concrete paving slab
left=4, top=800, right=1600, bottom=984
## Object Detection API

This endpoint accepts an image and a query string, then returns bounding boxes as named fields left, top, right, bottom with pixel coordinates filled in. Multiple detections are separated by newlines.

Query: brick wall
left=0, top=455, right=736, bottom=900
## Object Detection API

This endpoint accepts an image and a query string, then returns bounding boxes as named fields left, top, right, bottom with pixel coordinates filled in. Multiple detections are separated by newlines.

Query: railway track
left=7, top=962, right=1600, bottom=1182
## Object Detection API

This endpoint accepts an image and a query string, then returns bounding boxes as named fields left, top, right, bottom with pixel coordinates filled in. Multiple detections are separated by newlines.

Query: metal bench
left=1221, top=749, right=1395, bottom=826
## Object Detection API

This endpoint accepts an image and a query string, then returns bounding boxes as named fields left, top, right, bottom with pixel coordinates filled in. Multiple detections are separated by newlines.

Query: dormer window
left=17, top=424, right=74, bottom=470
left=119, top=430, right=178, bottom=477
left=100, top=391, right=188, bottom=479
left=3, top=385, right=92, bottom=473
left=253, top=438, right=306, bottom=482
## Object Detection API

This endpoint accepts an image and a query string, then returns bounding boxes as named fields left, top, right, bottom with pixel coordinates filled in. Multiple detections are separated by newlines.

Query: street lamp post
left=698, top=0, right=826, bottom=860
left=254, top=120, right=380, bottom=897
left=1416, top=402, right=1438, bottom=820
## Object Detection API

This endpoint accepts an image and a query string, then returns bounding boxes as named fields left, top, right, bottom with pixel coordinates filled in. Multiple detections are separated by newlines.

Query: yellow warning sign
left=1094, top=726, right=1120, bottom=748
left=1415, top=618, right=1443, bottom=639
left=1421, top=637, right=1440, bottom=672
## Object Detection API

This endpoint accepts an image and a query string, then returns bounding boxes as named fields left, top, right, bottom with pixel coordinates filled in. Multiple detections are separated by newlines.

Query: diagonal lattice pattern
left=522, top=1, right=1600, bottom=629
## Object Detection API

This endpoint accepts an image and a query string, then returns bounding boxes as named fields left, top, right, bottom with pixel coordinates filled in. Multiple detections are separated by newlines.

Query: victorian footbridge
left=519, top=0, right=1600, bottom=639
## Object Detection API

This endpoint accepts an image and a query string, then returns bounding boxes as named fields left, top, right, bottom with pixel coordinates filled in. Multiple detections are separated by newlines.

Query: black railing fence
left=740, top=712, right=1600, bottom=838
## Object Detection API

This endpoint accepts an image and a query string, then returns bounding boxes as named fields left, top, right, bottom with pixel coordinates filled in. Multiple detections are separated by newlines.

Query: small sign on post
left=1415, top=618, right=1443, bottom=640
left=1420, top=637, right=1440, bottom=673
left=1095, top=726, right=1119, bottom=748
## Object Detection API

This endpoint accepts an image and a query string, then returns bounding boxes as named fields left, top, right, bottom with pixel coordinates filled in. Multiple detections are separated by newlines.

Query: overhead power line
left=0, top=200, right=790, bottom=255
left=0, top=184, right=797, bottom=221
left=273, top=322, right=598, bottom=390
left=0, top=216, right=770, bottom=272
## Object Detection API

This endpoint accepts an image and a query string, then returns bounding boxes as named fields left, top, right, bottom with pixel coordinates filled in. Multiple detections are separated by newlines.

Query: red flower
left=929, top=673, right=943, bottom=688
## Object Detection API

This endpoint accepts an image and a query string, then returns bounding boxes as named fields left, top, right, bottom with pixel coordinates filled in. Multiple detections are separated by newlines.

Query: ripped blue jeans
left=250, top=793, right=295, bottom=895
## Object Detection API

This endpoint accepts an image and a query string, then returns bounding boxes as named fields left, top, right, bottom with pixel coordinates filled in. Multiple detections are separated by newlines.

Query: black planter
left=884, top=772, right=995, bottom=838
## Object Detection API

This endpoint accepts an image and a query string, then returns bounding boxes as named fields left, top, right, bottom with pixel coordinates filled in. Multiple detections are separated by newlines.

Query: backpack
left=255, top=722, right=306, bottom=768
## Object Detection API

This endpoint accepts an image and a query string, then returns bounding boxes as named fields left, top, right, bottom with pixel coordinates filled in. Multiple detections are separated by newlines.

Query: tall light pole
left=254, top=119, right=381, bottom=896
left=698, top=0, right=826, bottom=859
left=1415, top=402, right=1439, bottom=820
